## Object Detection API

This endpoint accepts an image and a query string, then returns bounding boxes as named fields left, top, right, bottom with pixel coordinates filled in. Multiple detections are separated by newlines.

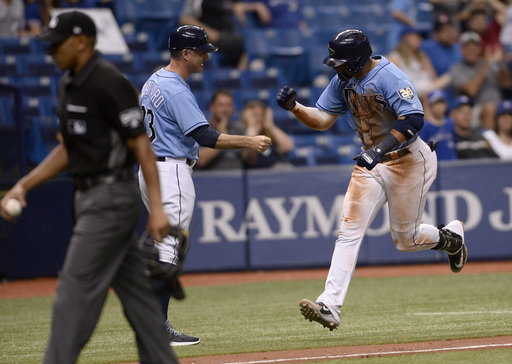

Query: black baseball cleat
left=299, top=299, right=339, bottom=331
left=165, top=320, right=200, bottom=346
left=442, top=220, right=467, bottom=273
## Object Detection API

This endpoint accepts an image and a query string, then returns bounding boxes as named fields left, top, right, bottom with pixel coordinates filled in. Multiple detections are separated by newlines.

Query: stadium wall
left=1, top=159, right=511, bottom=279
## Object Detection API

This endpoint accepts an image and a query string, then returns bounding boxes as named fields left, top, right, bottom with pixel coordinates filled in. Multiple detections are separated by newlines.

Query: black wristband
left=375, top=133, right=400, bottom=156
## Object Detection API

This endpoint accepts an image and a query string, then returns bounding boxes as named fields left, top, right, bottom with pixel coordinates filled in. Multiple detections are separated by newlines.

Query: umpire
left=0, top=11, right=178, bottom=364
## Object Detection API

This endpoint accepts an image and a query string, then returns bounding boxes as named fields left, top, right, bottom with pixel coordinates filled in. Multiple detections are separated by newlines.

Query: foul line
left=224, top=342, right=512, bottom=364
left=409, top=311, right=512, bottom=315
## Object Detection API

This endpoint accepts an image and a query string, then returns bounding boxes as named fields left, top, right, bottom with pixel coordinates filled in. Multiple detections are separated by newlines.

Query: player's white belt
left=156, top=156, right=196, bottom=167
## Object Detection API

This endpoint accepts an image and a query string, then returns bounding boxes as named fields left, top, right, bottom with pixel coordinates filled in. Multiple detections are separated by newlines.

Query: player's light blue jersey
left=317, top=56, right=424, bottom=150
left=140, top=68, right=209, bottom=160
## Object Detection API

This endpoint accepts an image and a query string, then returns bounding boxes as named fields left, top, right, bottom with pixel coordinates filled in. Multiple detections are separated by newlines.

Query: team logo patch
left=119, top=107, right=143, bottom=129
left=67, top=119, right=87, bottom=135
left=397, top=87, right=415, bottom=102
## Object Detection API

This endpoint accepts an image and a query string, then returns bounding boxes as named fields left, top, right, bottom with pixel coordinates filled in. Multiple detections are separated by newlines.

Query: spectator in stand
left=483, top=99, right=512, bottom=159
left=449, top=31, right=511, bottom=129
left=196, top=89, right=253, bottom=170
left=24, top=0, right=58, bottom=36
left=387, top=27, right=450, bottom=103
left=460, top=0, right=508, bottom=54
left=449, top=95, right=498, bottom=159
left=421, top=14, right=462, bottom=78
left=243, top=0, right=305, bottom=29
left=240, top=100, right=294, bottom=169
left=387, top=0, right=418, bottom=52
left=60, top=0, right=96, bottom=8
left=500, top=0, right=512, bottom=54
left=420, top=90, right=458, bottom=161
left=0, top=0, right=25, bottom=37
left=179, top=0, right=272, bottom=70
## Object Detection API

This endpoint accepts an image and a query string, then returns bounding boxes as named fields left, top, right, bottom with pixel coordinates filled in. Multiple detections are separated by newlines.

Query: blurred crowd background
left=1, top=0, right=512, bottom=178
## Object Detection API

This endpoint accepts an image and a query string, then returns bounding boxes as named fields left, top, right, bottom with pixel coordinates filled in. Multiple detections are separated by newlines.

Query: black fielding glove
left=276, top=86, right=297, bottom=110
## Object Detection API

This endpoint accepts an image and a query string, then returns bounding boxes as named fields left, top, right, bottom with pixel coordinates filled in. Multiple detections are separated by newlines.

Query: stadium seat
left=103, top=54, right=139, bottom=74
left=242, top=68, right=284, bottom=89
left=124, top=32, right=157, bottom=53
left=212, top=69, right=243, bottom=89
left=0, top=96, right=14, bottom=127
left=0, top=55, right=22, bottom=76
left=0, top=37, right=37, bottom=55
left=11, top=76, right=58, bottom=97
left=138, top=51, right=171, bottom=73
left=21, top=54, right=61, bottom=76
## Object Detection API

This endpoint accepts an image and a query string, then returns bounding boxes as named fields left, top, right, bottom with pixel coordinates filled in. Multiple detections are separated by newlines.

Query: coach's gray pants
left=42, top=181, right=177, bottom=364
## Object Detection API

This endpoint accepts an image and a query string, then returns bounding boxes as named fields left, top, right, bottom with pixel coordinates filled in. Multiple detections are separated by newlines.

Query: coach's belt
left=156, top=156, right=195, bottom=167
left=75, top=169, right=134, bottom=191
left=381, top=148, right=411, bottom=162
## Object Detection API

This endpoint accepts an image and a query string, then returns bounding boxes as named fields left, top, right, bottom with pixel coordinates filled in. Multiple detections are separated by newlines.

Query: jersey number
left=141, top=105, right=156, bottom=142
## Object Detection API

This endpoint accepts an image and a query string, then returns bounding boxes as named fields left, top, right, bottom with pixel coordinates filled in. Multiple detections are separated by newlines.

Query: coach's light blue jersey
left=317, top=56, right=424, bottom=150
left=140, top=68, right=209, bottom=160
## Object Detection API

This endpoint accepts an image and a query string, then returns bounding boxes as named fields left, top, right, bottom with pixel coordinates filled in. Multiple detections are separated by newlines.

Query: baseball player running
left=138, top=25, right=271, bottom=345
left=276, top=29, right=467, bottom=331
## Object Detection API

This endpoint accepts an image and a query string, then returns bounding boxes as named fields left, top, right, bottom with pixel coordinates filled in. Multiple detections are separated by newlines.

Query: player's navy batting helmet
left=168, top=25, right=218, bottom=53
left=323, top=29, right=372, bottom=81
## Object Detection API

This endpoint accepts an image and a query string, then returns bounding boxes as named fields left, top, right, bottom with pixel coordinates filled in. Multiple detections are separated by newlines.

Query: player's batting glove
left=356, top=146, right=384, bottom=171
left=276, top=86, right=297, bottom=110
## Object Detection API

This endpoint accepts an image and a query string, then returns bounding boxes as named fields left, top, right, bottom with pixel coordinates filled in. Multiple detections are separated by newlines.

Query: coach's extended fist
left=251, top=135, right=272, bottom=153
left=276, top=86, right=297, bottom=110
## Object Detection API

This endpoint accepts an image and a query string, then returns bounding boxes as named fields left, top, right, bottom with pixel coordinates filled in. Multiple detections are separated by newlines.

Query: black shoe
left=165, top=320, right=200, bottom=346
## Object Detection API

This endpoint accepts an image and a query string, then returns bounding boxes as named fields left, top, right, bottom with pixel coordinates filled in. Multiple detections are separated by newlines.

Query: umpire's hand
left=148, top=208, right=171, bottom=242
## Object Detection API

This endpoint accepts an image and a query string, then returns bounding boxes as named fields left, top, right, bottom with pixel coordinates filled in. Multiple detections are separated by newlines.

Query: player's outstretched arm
left=215, top=134, right=271, bottom=152
left=276, top=86, right=338, bottom=131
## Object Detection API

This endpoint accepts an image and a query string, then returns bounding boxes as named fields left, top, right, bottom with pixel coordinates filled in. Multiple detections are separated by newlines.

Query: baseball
left=5, top=198, right=23, bottom=218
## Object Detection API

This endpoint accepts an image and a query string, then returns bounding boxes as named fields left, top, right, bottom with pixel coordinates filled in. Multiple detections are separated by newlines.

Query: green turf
left=1, top=272, right=511, bottom=363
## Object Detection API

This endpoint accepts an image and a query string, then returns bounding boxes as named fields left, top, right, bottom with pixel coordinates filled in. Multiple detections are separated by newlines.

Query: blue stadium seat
left=11, top=76, right=59, bottom=98
left=0, top=95, right=14, bottom=127
left=0, top=55, right=23, bottom=76
left=242, top=68, right=284, bottom=89
left=0, top=37, right=38, bottom=55
left=137, top=51, right=170, bottom=73
left=20, top=54, right=61, bottom=77
left=124, top=32, right=157, bottom=53
left=212, top=69, right=243, bottom=89
left=103, top=54, right=139, bottom=74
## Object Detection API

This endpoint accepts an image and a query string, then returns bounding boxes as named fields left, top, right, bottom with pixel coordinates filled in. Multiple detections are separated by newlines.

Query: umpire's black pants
left=42, top=180, right=177, bottom=364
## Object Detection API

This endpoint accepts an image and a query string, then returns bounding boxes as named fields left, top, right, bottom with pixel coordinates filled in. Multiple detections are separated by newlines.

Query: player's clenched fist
left=356, top=147, right=383, bottom=171
left=251, top=135, right=272, bottom=152
left=276, top=86, right=297, bottom=110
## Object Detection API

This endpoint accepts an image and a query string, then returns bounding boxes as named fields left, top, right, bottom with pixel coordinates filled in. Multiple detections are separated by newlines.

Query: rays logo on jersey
left=343, top=88, right=388, bottom=117
left=397, top=87, right=415, bottom=102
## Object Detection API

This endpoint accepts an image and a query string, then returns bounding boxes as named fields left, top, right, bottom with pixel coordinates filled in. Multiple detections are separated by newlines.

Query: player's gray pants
left=317, top=138, right=440, bottom=311
left=42, top=180, right=177, bottom=364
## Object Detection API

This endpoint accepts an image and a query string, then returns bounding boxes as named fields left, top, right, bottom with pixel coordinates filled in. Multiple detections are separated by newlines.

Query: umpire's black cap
left=36, top=11, right=96, bottom=44
left=168, top=25, right=218, bottom=53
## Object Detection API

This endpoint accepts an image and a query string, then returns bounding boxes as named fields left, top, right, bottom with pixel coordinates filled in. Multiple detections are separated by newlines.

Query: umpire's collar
left=63, top=51, right=102, bottom=87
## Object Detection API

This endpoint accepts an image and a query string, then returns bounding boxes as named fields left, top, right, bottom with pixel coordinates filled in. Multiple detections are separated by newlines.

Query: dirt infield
left=2, top=261, right=512, bottom=363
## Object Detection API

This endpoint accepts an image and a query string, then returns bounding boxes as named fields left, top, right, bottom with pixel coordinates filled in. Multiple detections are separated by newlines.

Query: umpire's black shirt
left=57, top=52, right=146, bottom=178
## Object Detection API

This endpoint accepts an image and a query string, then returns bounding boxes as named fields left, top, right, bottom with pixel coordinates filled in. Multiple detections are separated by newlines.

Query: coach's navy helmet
left=168, top=25, right=218, bottom=53
left=323, top=29, right=372, bottom=81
